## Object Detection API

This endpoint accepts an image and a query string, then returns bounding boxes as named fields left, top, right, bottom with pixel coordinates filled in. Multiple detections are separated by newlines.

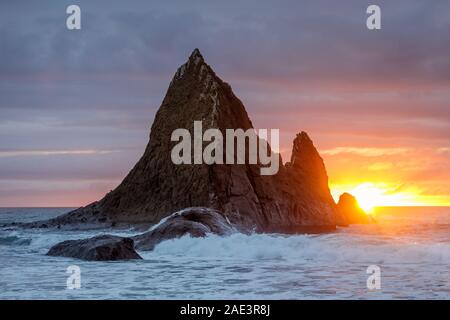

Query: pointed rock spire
left=170, top=49, right=204, bottom=84
left=290, top=131, right=316, bottom=167
left=28, top=49, right=338, bottom=233
left=288, top=131, right=331, bottom=191
left=189, top=48, right=204, bottom=64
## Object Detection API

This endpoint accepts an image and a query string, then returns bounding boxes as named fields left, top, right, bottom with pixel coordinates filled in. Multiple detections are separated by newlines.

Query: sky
left=0, top=0, right=449, bottom=207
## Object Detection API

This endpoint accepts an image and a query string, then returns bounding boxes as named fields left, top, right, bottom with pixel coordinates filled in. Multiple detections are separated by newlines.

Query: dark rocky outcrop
left=46, top=235, right=142, bottom=261
left=336, top=193, right=370, bottom=225
left=46, top=208, right=233, bottom=259
left=133, top=207, right=234, bottom=251
left=24, top=49, right=338, bottom=233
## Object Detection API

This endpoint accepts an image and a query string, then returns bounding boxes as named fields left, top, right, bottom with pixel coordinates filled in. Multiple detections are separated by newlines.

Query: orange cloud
left=321, top=147, right=410, bottom=157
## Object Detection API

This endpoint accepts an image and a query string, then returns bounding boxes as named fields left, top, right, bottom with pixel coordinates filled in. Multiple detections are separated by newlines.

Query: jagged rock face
left=281, top=132, right=337, bottom=228
left=95, top=48, right=262, bottom=228
left=38, top=49, right=337, bottom=233
left=46, top=235, right=142, bottom=261
left=336, top=193, right=370, bottom=225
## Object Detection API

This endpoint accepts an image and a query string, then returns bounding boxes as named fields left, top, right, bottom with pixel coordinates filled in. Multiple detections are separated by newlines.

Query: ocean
left=0, top=207, right=449, bottom=299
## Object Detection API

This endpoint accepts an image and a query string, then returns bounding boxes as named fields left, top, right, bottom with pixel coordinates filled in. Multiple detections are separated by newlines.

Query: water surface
left=0, top=207, right=449, bottom=299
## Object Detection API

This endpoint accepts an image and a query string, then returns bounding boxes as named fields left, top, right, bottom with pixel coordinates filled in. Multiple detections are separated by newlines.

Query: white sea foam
left=146, top=232, right=450, bottom=264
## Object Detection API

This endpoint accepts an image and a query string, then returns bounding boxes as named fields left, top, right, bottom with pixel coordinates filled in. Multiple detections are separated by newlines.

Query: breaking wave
left=0, top=235, right=32, bottom=246
left=145, top=231, right=450, bottom=264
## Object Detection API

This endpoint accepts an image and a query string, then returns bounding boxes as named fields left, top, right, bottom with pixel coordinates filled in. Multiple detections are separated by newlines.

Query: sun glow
left=347, top=183, right=388, bottom=213
left=331, top=182, right=430, bottom=214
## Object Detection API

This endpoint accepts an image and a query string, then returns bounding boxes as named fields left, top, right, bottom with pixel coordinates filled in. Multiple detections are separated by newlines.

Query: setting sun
left=347, top=183, right=384, bottom=213
left=330, top=182, right=443, bottom=212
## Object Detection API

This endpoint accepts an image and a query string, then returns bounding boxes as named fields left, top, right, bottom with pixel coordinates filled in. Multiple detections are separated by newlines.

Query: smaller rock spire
left=290, top=131, right=315, bottom=166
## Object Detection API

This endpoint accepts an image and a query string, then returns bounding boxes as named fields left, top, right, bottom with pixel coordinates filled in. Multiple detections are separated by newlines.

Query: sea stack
left=336, top=193, right=370, bottom=225
left=29, top=49, right=338, bottom=233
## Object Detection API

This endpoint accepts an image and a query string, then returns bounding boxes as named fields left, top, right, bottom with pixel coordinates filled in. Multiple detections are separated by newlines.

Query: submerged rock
left=336, top=193, right=370, bottom=225
left=133, top=207, right=234, bottom=251
left=46, top=235, right=142, bottom=261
